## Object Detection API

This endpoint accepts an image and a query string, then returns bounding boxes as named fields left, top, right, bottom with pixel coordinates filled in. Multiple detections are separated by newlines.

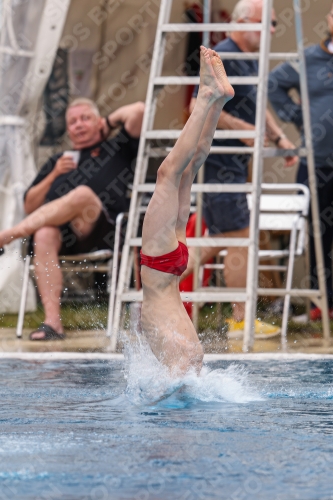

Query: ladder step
left=129, top=237, right=250, bottom=247
left=162, top=23, right=262, bottom=33
left=209, top=147, right=305, bottom=156
left=145, top=130, right=256, bottom=140
left=217, top=52, right=299, bottom=60
left=203, top=264, right=288, bottom=272
left=258, top=265, right=287, bottom=271
left=257, top=250, right=290, bottom=258
left=135, top=183, right=253, bottom=193
left=210, top=146, right=255, bottom=154
left=263, top=147, right=307, bottom=158
left=148, top=146, right=306, bottom=157
left=120, top=289, right=247, bottom=302
left=120, top=288, right=321, bottom=303
left=148, top=146, right=255, bottom=156
left=154, top=76, right=259, bottom=86
left=131, top=184, right=305, bottom=195
left=121, top=291, right=143, bottom=301
left=257, top=288, right=322, bottom=298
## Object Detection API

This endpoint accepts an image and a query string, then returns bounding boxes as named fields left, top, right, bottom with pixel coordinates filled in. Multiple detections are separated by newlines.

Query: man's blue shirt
left=268, top=39, right=333, bottom=168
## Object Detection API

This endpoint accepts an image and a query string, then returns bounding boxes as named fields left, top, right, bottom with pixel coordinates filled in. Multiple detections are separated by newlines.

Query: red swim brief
left=140, top=241, right=189, bottom=276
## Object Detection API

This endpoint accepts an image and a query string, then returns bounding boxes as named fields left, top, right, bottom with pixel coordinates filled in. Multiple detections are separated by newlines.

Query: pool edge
left=0, top=352, right=333, bottom=361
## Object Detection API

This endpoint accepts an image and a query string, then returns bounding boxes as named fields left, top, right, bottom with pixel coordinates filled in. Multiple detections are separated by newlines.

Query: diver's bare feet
left=199, top=46, right=234, bottom=102
left=211, top=49, right=235, bottom=102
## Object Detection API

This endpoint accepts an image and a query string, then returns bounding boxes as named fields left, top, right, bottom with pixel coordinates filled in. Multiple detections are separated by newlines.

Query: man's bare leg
left=142, top=47, right=234, bottom=257
left=0, top=186, right=103, bottom=339
left=182, top=226, right=249, bottom=321
left=222, top=228, right=248, bottom=321
left=30, top=227, right=63, bottom=339
left=174, top=50, right=248, bottom=321
left=141, top=49, right=234, bottom=374
left=0, top=186, right=102, bottom=247
left=175, top=97, right=227, bottom=243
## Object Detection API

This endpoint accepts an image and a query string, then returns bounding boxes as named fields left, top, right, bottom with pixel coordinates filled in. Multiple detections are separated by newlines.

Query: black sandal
left=29, top=323, right=66, bottom=341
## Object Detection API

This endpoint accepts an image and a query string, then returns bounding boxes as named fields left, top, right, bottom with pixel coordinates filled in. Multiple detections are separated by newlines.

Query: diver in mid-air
left=140, top=46, right=235, bottom=377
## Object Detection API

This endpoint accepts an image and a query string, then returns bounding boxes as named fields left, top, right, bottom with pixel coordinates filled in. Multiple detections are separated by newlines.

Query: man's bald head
left=229, top=0, right=276, bottom=52
left=231, top=0, right=263, bottom=23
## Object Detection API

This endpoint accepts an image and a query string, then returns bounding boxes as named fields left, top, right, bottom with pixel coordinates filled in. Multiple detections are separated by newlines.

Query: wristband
left=274, top=133, right=286, bottom=146
left=105, top=116, right=115, bottom=131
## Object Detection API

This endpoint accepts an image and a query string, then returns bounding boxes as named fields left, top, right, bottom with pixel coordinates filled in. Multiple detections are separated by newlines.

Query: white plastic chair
left=16, top=249, right=113, bottom=338
left=16, top=213, right=132, bottom=338
left=200, top=183, right=310, bottom=344
left=16, top=213, right=127, bottom=339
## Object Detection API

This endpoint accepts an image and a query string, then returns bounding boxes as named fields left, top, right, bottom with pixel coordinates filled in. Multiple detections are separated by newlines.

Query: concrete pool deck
left=0, top=327, right=332, bottom=355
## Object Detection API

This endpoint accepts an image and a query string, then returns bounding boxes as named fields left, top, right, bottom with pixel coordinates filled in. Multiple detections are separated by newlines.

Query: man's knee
left=33, top=227, right=62, bottom=256
left=69, top=187, right=102, bottom=228
left=156, top=161, right=169, bottom=182
left=69, top=185, right=101, bottom=208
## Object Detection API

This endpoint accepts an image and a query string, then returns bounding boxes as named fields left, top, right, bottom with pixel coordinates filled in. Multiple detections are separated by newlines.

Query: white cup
left=63, top=150, right=80, bottom=165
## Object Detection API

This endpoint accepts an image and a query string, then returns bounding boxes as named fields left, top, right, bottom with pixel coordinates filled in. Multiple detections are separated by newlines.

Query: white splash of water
left=122, top=331, right=263, bottom=405
left=123, top=332, right=185, bottom=405
left=182, top=364, right=263, bottom=403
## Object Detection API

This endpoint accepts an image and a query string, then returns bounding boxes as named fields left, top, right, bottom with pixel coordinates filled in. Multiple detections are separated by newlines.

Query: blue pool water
left=0, top=357, right=332, bottom=499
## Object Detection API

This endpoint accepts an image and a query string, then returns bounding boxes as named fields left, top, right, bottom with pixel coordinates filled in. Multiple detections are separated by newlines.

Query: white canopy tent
left=0, top=0, right=328, bottom=315
left=0, top=0, right=70, bottom=312
left=0, top=0, right=188, bottom=313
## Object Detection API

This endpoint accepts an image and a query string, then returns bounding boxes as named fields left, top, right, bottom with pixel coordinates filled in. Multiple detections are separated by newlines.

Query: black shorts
left=59, top=208, right=116, bottom=255
left=203, top=192, right=249, bottom=234
left=203, top=155, right=250, bottom=234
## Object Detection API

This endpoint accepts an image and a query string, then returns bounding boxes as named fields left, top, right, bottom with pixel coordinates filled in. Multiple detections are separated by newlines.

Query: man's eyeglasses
left=245, top=17, right=278, bottom=28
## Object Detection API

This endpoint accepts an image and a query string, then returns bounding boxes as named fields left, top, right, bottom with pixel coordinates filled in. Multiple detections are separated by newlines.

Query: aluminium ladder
left=109, top=0, right=330, bottom=352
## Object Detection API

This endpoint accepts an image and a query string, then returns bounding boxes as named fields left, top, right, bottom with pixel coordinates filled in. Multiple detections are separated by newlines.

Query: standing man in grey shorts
left=182, top=0, right=297, bottom=337
left=268, top=3, right=333, bottom=321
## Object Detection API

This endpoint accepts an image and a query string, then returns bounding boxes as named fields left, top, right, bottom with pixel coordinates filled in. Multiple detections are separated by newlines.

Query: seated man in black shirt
left=0, top=98, right=144, bottom=340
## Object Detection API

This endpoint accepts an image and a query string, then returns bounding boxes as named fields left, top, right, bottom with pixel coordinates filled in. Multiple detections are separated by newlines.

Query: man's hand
left=101, top=116, right=122, bottom=138
left=241, top=123, right=269, bottom=147
left=52, top=155, right=78, bottom=178
left=104, top=101, right=145, bottom=139
left=24, top=154, right=78, bottom=214
left=101, top=117, right=109, bottom=138
left=277, top=137, right=298, bottom=167
left=212, top=109, right=268, bottom=147
left=240, top=122, right=256, bottom=147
